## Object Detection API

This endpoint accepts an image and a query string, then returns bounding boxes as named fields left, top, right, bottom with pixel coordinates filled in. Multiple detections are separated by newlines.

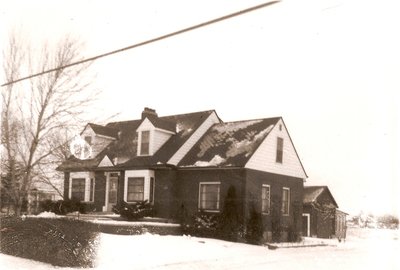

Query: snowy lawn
left=1, top=227, right=399, bottom=269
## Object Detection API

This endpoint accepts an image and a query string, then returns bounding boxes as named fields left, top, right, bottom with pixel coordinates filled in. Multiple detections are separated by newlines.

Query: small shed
left=302, top=186, right=339, bottom=239
left=335, top=209, right=348, bottom=241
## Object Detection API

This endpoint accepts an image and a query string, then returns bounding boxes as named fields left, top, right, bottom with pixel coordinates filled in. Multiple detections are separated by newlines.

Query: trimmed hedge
left=40, top=199, right=95, bottom=215
left=0, top=217, right=99, bottom=268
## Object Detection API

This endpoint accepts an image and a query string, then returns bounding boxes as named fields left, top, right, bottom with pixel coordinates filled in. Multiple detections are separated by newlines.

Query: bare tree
left=1, top=31, right=97, bottom=215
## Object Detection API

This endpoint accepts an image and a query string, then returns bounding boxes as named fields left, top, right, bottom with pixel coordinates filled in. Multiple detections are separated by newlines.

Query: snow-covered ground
left=1, top=227, right=399, bottom=269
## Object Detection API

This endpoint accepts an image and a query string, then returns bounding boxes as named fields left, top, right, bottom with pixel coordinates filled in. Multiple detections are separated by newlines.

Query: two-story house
left=57, top=108, right=307, bottom=240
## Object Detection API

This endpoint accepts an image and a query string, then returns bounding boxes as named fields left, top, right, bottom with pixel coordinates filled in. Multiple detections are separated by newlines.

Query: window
left=276, top=137, right=283, bottom=163
left=199, top=182, right=220, bottom=211
left=140, top=131, right=150, bottom=155
left=84, top=136, right=92, bottom=145
left=89, top=178, right=95, bottom=202
left=149, top=177, right=155, bottom=204
left=71, top=178, right=85, bottom=201
left=282, top=187, right=290, bottom=215
left=261, top=184, right=271, bottom=214
left=127, top=177, right=144, bottom=202
left=109, top=174, right=118, bottom=203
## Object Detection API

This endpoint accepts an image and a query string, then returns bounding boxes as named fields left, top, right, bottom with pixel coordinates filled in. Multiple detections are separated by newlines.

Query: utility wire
left=1, top=1, right=280, bottom=87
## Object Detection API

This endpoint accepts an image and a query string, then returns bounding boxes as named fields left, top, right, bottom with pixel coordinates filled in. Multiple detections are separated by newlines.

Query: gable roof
left=85, top=123, right=119, bottom=139
left=303, top=186, right=338, bottom=208
left=178, top=117, right=280, bottom=167
left=118, top=110, right=216, bottom=167
left=58, top=110, right=215, bottom=171
left=144, top=116, right=176, bottom=133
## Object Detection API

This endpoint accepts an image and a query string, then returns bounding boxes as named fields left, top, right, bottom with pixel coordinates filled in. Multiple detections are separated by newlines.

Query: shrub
left=112, top=200, right=154, bottom=221
left=39, top=199, right=95, bottom=215
left=218, top=185, right=240, bottom=241
left=246, top=205, right=263, bottom=244
left=271, top=195, right=282, bottom=242
left=182, top=212, right=219, bottom=238
left=288, top=225, right=301, bottom=242
left=0, top=216, right=99, bottom=267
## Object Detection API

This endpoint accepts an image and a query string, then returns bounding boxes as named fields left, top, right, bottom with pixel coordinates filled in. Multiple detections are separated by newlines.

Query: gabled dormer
left=136, top=108, right=176, bottom=156
left=80, top=123, right=118, bottom=158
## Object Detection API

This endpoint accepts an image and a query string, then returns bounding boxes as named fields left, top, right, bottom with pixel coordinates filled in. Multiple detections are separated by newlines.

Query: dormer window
left=136, top=108, right=175, bottom=156
left=140, top=130, right=150, bottom=155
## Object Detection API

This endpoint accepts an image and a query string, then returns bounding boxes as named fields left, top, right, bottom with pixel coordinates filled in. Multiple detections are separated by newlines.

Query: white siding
left=136, top=118, right=154, bottom=131
left=245, top=119, right=307, bottom=179
left=136, top=118, right=173, bottom=155
left=81, top=126, right=114, bottom=158
left=98, top=155, right=113, bottom=167
left=168, top=112, right=221, bottom=165
left=69, top=171, right=94, bottom=201
left=153, top=129, right=173, bottom=153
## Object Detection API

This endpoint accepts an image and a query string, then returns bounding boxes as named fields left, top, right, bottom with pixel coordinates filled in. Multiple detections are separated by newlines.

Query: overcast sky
left=1, top=0, right=399, bottom=216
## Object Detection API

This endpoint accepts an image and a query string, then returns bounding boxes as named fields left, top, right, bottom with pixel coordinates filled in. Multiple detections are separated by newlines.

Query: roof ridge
left=89, top=123, right=118, bottom=129
left=159, top=109, right=215, bottom=119
left=217, top=116, right=281, bottom=125
left=106, top=110, right=215, bottom=126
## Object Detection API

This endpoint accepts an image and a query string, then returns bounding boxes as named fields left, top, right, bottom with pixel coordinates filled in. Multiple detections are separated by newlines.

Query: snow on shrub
left=112, top=200, right=154, bottom=221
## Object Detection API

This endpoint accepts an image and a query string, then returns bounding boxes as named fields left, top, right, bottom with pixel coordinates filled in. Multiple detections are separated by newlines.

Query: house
left=57, top=108, right=307, bottom=241
left=302, top=186, right=347, bottom=239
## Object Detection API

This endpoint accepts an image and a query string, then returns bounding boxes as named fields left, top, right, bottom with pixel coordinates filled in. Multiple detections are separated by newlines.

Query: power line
left=1, top=1, right=280, bottom=87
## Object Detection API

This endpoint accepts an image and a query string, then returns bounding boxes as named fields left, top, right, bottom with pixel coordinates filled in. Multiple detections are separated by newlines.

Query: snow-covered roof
left=58, top=110, right=215, bottom=171
left=303, top=186, right=325, bottom=204
left=303, top=186, right=338, bottom=208
left=179, top=117, right=280, bottom=167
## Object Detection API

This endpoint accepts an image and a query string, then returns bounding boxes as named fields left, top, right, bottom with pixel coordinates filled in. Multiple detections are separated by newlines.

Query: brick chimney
left=141, top=107, right=158, bottom=119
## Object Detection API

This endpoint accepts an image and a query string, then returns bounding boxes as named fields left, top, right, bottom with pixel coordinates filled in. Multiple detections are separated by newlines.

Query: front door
left=107, top=173, right=119, bottom=211
left=302, top=214, right=310, bottom=237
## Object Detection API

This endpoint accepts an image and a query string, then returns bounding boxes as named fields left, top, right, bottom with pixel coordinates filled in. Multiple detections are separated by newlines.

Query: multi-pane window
left=71, top=178, right=85, bottom=201
left=282, top=187, right=290, bottom=215
left=276, top=137, right=284, bottom=163
left=140, top=131, right=150, bottom=155
left=199, top=183, right=220, bottom=211
left=127, top=177, right=144, bottom=202
left=261, top=184, right=271, bottom=214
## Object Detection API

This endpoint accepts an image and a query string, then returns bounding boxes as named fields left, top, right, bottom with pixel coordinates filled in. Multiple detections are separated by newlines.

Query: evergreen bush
left=246, top=205, right=263, bottom=244
left=218, top=185, right=240, bottom=241
left=112, top=200, right=154, bottom=220
left=271, top=195, right=282, bottom=242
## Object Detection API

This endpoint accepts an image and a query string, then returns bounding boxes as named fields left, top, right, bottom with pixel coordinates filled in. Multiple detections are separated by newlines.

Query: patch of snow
left=2, top=226, right=399, bottom=269
left=28, top=211, right=60, bottom=218
left=253, top=124, right=274, bottom=141
left=225, top=124, right=273, bottom=159
left=194, top=155, right=226, bottom=167
left=176, top=124, right=181, bottom=133
left=213, top=119, right=263, bottom=133
left=88, top=219, right=180, bottom=227
left=0, top=253, right=71, bottom=270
